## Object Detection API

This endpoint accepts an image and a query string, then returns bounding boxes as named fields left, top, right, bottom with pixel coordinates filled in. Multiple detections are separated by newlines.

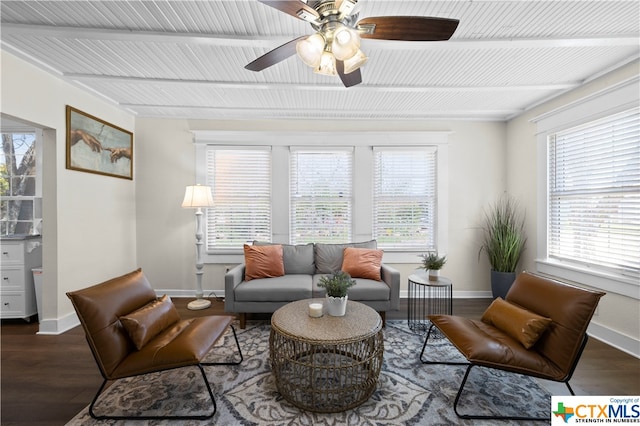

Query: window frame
left=193, top=131, right=449, bottom=264
left=0, top=129, right=42, bottom=236
left=289, top=146, right=354, bottom=245
left=533, top=77, right=640, bottom=299
left=372, top=146, right=439, bottom=252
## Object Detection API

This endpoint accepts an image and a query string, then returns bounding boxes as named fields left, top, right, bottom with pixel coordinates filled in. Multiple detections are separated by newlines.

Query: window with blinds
left=373, top=148, right=437, bottom=251
left=205, top=147, right=271, bottom=251
left=548, top=107, right=640, bottom=277
left=290, top=148, right=353, bottom=244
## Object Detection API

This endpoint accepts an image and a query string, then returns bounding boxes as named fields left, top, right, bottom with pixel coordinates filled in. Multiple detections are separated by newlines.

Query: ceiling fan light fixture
left=314, top=50, right=337, bottom=76
left=332, top=26, right=360, bottom=61
left=296, top=32, right=325, bottom=67
left=343, top=49, right=368, bottom=74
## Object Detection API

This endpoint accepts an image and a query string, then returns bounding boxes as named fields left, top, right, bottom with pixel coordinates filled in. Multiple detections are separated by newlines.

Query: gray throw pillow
left=314, top=240, right=377, bottom=274
left=252, top=241, right=315, bottom=275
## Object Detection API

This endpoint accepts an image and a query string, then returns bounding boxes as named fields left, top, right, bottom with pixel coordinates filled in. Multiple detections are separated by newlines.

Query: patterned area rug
left=66, top=321, right=551, bottom=425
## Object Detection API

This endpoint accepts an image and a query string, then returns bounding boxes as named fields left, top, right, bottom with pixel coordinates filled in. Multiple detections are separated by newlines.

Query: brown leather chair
left=67, top=268, right=242, bottom=421
left=420, top=271, right=605, bottom=421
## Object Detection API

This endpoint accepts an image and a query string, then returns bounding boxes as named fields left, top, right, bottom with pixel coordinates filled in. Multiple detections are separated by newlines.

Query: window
left=290, top=148, right=353, bottom=244
left=205, top=147, right=271, bottom=252
left=1, top=131, right=39, bottom=235
left=194, top=130, right=449, bottom=262
left=373, top=148, right=437, bottom=251
left=547, top=108, right=640, bottom=278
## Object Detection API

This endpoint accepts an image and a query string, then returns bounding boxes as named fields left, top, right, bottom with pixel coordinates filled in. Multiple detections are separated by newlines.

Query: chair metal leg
left=202, top=325, right=244, bottom=366
left=89, top=363, right=217, bottom=421
left=452, top=364, right=549, bottom=422
left=420, top=323, right=468, bottom=365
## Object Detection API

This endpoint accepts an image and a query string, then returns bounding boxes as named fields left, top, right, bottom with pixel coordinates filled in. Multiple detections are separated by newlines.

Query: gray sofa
left=224, top=240, right=400, bottom=328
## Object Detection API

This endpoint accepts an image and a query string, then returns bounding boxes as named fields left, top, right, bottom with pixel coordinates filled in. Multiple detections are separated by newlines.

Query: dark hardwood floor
left=2, top=298, right=639, bottom=425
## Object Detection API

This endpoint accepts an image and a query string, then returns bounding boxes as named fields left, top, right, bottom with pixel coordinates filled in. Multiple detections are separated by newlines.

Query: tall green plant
left=479, top=195, right=527, bottom=273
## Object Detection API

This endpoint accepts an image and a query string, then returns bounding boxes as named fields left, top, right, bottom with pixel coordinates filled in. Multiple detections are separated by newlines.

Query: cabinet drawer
left=1, top=268, right=25, bottom=291
left=1, top=243, right=24, bottom=264
left=1, top=293, right=26, bottom=317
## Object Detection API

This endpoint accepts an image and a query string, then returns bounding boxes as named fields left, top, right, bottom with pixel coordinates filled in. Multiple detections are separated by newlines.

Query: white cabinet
left=1, top=237, right=42, bottom=320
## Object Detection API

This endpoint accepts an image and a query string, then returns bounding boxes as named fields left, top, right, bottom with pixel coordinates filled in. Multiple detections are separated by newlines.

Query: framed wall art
left=66, top=105, right=133, bottom=180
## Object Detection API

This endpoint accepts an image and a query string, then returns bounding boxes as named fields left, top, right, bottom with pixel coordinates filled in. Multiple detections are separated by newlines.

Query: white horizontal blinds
left=205, top=147, right=271, bottom=251
left=290, top=148, right=353, bottom=244
left=548, top=107, right=640, bottom=275
left=373, top=148, right=437, bottom=251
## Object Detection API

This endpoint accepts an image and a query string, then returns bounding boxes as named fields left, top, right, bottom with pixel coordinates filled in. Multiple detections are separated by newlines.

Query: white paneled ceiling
left=1, top=0, right=638, bottom=121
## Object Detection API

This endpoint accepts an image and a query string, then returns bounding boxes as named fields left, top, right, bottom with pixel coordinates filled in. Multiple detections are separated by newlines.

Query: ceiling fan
left=245, top=0, right=459, bottom=87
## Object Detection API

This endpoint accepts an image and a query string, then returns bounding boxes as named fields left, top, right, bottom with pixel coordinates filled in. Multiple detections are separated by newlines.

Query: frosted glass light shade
left=182, top=184, right=214, bottom=208
left=332, top=26, right=360, bottom=61
left=296, top=33, right=325, bottom=67
left=314, top=50, right=337, bottom=76
left=343, top=49, right=368, bottom=74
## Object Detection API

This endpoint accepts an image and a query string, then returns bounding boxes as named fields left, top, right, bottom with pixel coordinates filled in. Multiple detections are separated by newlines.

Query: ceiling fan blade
left=245, top=35, right=307, bottom=72
left=358, top=16, right=459, bottom=41
left=256, top=0, right=320, bottom=22
left=336, top=60, right=362, bottom=88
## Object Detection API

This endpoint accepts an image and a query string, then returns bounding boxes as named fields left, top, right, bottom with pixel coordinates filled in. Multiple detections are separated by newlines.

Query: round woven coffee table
left=269, top=299, right=384, bottom=413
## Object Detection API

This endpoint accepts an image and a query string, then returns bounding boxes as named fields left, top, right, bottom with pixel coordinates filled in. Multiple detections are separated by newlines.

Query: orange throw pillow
left=481, top=297, right=552, bottom=349
left=341, top=247, right=383, bottom=281
left=244, top=244, right=285, bottom=281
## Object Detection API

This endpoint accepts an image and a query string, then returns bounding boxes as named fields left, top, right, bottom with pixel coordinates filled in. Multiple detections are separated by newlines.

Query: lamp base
left=187, top=298, right=212, bottom=310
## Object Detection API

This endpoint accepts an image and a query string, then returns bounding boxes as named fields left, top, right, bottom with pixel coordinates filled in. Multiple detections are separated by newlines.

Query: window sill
left=535, top=258, right=639, bottom=300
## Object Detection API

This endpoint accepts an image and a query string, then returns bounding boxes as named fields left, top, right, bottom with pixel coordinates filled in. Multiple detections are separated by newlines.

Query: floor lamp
left=182, top=184, right=214, bottom=310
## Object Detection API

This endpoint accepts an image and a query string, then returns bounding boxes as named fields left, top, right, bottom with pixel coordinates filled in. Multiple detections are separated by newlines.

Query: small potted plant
left=419, top=252, right=447, bottom=281
left=318, top=271, right=356, bottom=316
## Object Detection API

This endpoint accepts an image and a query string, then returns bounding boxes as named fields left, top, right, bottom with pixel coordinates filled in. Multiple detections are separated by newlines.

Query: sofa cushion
left=235, top=275, right=313, bottom=302
left=481, top=297, right=552, bottom=349
left=120, top=295, right=180, bottom=350
left=315, top=240, right=377, bottom=274
left=244, top=244, right=285, bottom=281
left=253, top=241, right=315, bottom=275
left=342, top=247, right=383, bottom=281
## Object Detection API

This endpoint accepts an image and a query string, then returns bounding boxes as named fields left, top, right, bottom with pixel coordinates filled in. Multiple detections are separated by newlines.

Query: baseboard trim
left=587, top=321, right=640, bottom=359
left=399, top=290, right=493, bottom=299
left=44, top=291, right=638, bottom=357
left=37, top=311, right=78, bottom=335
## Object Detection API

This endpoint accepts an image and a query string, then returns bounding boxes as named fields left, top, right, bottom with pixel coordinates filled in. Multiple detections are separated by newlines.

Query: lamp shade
left=182, top=184, right=214, bottom=208
left=314, top=50, right=337, bottom=76
left=296, top=33, right=325, bottom=67
left=343, top=49, right=368, bottom=74
left=332, top=25, right=360, bottom=61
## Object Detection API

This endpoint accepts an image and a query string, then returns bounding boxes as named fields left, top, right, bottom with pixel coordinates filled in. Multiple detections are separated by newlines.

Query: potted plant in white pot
left=479, top=194, right=527, bottom=299
left=419, top=252, right=447, bottom=281
left=318, top=271, right=356, bottom=317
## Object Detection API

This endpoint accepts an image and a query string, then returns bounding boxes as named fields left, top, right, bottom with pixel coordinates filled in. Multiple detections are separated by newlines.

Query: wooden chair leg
left=238, top=313, right=246, bottom=329
left=379, top=311, right=386, bottom=327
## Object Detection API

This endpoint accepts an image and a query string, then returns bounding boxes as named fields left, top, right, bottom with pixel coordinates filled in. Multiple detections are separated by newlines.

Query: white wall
left=1, top=51, right=137, bottom=333
left=135, top=118, right=506, bottom=297
left=506, top=59, right=640, bottom=354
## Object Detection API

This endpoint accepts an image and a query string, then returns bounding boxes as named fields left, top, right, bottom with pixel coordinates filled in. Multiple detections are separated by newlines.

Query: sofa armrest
left=224, top=264, right=245, bottom=312
left=381, top=263, right=400, bottom=310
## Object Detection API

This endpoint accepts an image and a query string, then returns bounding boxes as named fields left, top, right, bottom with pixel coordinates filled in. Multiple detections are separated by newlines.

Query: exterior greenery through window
left=202, top=142, right=442, bottom=255
left=1, top=132, right=38, bottom=235
left=547, top=107, right=640, bottom=278
left=290, top=148, right=352, bottom=244
left=205, top=147, right=271, bottom=251
left=373, top=148, right=436, bottom=251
